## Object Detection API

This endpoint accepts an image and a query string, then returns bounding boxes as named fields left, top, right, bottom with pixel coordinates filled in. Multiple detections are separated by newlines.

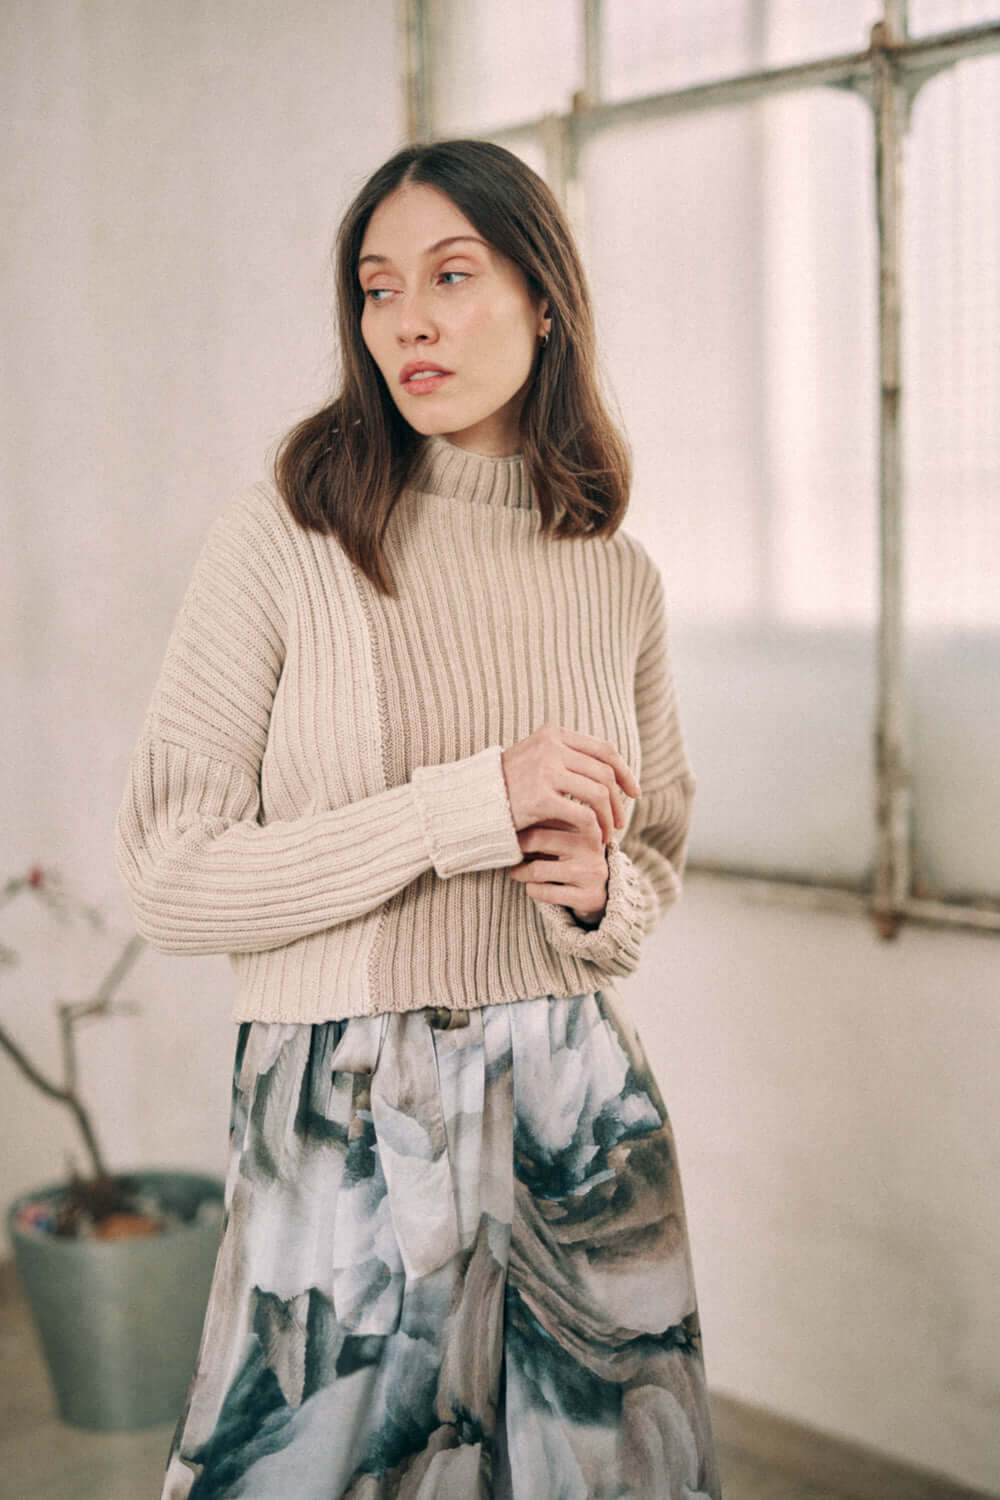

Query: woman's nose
left=396, top=289, right=437, bottom=344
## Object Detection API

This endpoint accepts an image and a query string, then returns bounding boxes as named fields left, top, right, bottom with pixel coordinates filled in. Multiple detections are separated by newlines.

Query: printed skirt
left=162, top=989, right=721, bottom=1499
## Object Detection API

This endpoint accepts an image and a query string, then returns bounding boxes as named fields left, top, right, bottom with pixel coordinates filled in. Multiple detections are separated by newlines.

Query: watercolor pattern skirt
left=161, top=989, right=721, bottom=1499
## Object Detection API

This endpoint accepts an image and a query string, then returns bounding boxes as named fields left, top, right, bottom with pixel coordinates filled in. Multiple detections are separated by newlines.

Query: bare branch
left=0, top=1023, right=67, bottom=1104
left=63, top=934, right=146, bottom=1025
left=3, top=930, right=146, bottom=1183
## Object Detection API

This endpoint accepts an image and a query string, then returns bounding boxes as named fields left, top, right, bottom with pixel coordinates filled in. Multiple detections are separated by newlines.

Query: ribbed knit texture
left=115, top=434, right=696, bottom=1021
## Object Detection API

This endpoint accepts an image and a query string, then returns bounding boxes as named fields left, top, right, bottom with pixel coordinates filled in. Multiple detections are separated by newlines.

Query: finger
left=553, top=728, right=641, bottom=799
left=510, top=846, right=604, bottom=887
left=520, top=820, right=605, bottom=856
left=510, top=863, right=566, bottom=887
left=519, top=827, right=584, bottom=857
left=521, top=879, right=581, bottom=904
left=536, top=790, right=604, bottom=843
left=518, top=818, right=578, bottom=839
left=562, top=749, right=632, bottom=829
left=559, top=771, right=617, bottom=844
left=520, top=877, right=605, bottom=914
left=510, top=855, right=575, bottom=883
left=510, top=842, right=575, bottom=874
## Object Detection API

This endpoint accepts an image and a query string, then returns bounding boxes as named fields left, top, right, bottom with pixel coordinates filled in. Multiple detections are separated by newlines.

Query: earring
left=540, top=330, right=550, bottom=347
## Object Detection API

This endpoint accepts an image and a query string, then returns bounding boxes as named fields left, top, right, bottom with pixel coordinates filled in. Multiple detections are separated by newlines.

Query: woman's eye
left=364, top=271, right=468, bottom=304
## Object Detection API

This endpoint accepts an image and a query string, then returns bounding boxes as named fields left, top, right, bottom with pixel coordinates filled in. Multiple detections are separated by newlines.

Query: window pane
left=582, top=91, right=878, bottom=881
left=904, top=54, right=1000, bottom=898
left=431, top=0, right=582, bottom=133
left=488, top=132, right=548, bottom=183
left=602, top=0, right=880, bottom=101
left=908, top=0, right=1000, bottom=35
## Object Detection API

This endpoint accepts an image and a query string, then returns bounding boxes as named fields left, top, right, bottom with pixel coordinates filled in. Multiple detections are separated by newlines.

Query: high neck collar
left=407, top=433, right=537, bottom=511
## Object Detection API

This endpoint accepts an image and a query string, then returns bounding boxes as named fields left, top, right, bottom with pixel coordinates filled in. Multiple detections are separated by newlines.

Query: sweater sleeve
left=114, top=485, right=523, bottom=957
left=534, top=555, right=695, bottom=977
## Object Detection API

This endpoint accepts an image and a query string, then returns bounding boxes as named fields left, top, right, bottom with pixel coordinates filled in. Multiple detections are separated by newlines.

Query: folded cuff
left=534, top=837, right=649, bottom=977
left=410, top=744, right=522, bottom=879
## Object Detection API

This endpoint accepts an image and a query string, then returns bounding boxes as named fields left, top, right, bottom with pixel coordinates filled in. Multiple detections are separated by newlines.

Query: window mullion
left=872, top=13, right=913, bottom=938
left=400, top=0, right=433, bottom=142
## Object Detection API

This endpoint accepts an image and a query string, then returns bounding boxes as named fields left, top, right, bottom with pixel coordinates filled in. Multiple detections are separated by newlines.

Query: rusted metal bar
left=902, top=897, right=1000, bottom=935
left=399, top=0, right=432, bottom=143
left=884, top=0, right=909, bottom=42
left=539, top=112, right=571, bottom=210
left=473, top=20, right=1000, bottom=147
left=892, top=17, right=1000, bottom=70
left=686, top=868, right=1000, bottom=935
left=581, top=0, right=603, bottom=108
left=871, top=13, right=911, bottom=939
left=521, top=49, right=876, bottom=144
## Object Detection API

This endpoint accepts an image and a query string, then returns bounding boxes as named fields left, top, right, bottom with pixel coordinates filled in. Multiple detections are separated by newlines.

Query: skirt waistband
left=426, top=1005, right=470, bottom=1030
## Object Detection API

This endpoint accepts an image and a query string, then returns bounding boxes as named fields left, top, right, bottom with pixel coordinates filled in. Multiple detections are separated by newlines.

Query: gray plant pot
left=8, top=1168, right=224, bottom=1431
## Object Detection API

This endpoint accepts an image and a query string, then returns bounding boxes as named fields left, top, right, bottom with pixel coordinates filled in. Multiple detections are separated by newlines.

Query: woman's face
left=358, top=183, right=550, bottom=456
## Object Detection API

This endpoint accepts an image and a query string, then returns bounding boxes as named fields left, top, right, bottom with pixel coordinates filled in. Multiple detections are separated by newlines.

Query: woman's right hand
left=500, top=724, right=641, bottom=846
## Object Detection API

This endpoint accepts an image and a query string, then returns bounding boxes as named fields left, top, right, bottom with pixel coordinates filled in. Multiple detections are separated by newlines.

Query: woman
left=116, top=138, right=721, bottom=1500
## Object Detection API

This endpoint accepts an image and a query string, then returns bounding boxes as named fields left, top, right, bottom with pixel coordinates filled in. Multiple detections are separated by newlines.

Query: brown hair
left=273, top=138, right=632, bottom=598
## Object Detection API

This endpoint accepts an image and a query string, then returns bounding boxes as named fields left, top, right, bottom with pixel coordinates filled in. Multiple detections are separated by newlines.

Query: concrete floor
left=0, top=1267, right=993, bottom=1500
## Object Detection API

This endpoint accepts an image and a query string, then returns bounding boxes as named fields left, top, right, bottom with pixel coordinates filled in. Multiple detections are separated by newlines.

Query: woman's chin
left=394, top=404, right=456, bottom=438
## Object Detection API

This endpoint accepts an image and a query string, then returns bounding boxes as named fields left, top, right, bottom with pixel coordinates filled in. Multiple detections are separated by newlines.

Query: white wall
left=3, top=5, right=998, bottom=1496
left=629, top=876, right=1000, bottom=1493
left=2, top=0, right=403, bottom=1221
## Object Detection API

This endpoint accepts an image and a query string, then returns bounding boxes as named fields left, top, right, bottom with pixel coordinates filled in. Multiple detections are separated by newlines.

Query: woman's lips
left=401, top=370, right=453, bottom=395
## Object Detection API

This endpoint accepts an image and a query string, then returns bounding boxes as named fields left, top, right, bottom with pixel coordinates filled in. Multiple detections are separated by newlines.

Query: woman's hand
left=500, top=723, right=640, bottom=847
left=507, top=817, right=610, bottom=925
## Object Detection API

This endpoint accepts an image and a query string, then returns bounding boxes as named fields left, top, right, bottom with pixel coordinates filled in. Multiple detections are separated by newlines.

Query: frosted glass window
left=582, top=93, right=878, bottom=629
left=582, top=91, right=878, bottom=882
left=494, top=133, right=548, bottom=183
left=903, top=55, right=1000, bottom=898
left=602, top=0, right=880, bottom=101
left=426, top=2, right=1000, bottom=905
left=908, top=0, right=1000, bottom=33
left=431, top=0, right=582, bottom=133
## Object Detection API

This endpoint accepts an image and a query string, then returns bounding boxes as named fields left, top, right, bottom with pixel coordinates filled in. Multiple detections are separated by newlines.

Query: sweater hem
left=229, top=970, right=625, bottom=1025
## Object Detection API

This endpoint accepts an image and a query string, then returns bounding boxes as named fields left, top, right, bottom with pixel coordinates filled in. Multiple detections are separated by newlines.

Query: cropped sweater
left=115, top=434, right=696, bottom=1023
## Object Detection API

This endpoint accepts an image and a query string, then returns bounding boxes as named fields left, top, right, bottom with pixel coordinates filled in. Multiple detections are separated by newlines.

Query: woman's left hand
left=507, top=818, right=608, bottom=927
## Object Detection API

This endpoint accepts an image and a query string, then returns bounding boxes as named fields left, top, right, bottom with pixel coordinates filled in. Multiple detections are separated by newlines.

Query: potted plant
left=2, top=865, right=224, bottom=1431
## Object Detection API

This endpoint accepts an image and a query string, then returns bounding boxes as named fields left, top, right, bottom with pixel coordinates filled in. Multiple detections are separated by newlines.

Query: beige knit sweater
left=115, top=434, right=695, bottom=1022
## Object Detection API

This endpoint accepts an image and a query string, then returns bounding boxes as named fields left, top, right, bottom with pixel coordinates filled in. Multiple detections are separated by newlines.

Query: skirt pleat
left=161, top=989, right=721, bottom=1499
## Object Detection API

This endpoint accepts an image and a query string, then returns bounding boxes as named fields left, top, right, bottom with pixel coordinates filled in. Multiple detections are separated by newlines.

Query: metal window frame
left=399, top=0, right=1000, bottom=940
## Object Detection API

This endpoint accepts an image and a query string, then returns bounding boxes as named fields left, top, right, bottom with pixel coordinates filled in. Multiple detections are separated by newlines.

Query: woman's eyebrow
left=358, top=235, right=488, bottom=270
